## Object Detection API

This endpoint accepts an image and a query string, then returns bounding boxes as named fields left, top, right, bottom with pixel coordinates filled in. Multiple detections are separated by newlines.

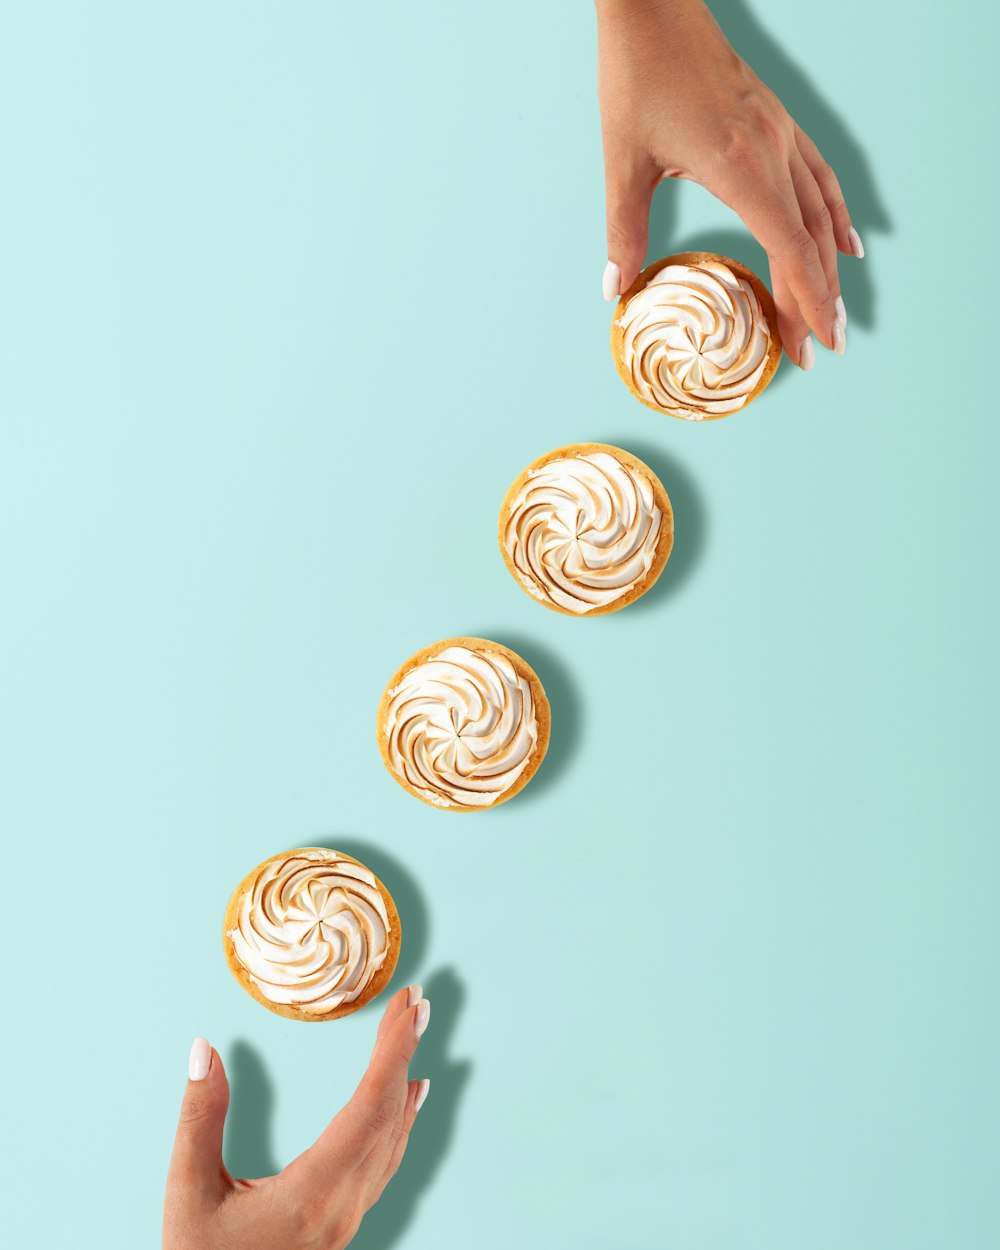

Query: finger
left=603, top=150, right=657, bottom=299
left=771, top=267, right=814, bottom=371
left=374, top=983, right=422, bottom=1052
left=350, top=997, right=430, bottom=1147
left=788, top=150, right=845, bottom=350
left=789, top=149, right=840, bottom=301
left=366, top=1078, right=430, bottom=1208
left=794, top=126, right=860, bottom=257
left=705, top=159, right=839, bottom=349
left=166, top=1039, right=231, bottom=1207
left=301, top=998, right=431, bottom=1179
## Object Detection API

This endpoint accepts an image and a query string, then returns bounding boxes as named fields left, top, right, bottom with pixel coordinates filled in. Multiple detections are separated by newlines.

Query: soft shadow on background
left=224, top=1039, right=279, bottom=1179
left=480, top=630, right=583, bottom=801
left=648, top=0, right=891, bottom=337
left=352, top=967, right=471, bottom=1250
left=599, top=440, right=707, bottom=614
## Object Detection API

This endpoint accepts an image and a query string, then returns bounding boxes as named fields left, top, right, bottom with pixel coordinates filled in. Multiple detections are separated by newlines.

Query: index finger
left=297, top=997, right=431, bottom=1181
left=706, top=160, right=839, bottom=350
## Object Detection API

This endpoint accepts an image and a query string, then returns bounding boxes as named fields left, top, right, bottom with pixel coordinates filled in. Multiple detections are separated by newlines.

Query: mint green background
left=2, top=2, right=998, bottom=1247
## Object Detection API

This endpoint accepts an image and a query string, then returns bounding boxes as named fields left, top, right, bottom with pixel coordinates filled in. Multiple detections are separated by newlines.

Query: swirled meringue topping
left=384, top=645, right=538, bottom=808
left=617, top=260, right=771, bottom=419
left=228, top=851, right=390, bottom=1014
left=503, top=450, right=663, bottom=614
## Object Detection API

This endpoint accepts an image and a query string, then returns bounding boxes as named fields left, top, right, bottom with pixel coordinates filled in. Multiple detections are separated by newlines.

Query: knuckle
left=178, top=1092, right=222, bottom=1125
left=293, top=1196, right=329, bottom=1241
left=782, top=224, right=818, bottom=263
left=605, top=219, right=629, bottom=249
left=716, top=123, right=758, bottom=170
left=358, top=1097, right=398, bottom=1137
left=809, top=200, right=833, bottom=233
left=746, top=101, right=787, bottom=157
left=324, top=1203, right=364, bottom=1249
left=605, top=218, right=643, bottom=261
left=292, top=1191, right=354, bottom=1247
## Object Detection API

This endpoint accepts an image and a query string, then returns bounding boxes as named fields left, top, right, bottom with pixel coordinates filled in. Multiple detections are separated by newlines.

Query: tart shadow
left=224, top=1039, right=279, bottom=1179
left=351, top=967, right=472, bottom=1250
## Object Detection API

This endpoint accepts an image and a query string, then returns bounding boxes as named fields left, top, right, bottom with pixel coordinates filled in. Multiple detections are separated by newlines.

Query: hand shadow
left=596, top=439, right=707, bottom=612
left=648, top=0, right=890, bottom=336
left=352, top=967, right=472, bottom=1250
left=224, top=1040, right=279, bottom=1179
left=471, top=630, right=583, bottom=803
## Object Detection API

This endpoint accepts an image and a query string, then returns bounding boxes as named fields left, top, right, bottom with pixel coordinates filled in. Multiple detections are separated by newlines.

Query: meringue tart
left=223, top=848, right=400, bottom=1021
left=499, top=443, right=673, bottom=615
left=377, top=637, right=550, bottom=811
left=612, top=252, right=782, bottom=420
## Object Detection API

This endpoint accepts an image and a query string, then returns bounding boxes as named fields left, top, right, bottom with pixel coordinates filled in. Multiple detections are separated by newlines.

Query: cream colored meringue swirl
left=384, top=645, right=538, bottom=808
left=617, top=260, right=771, bottom=419
left=228, top=851, right=390, bottom=1014
left=503, top=451, right=663, bottom=614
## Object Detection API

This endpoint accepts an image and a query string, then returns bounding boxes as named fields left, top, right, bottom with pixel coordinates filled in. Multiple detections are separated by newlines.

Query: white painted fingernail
left=835, top=295, right=846, bottom=326
left=848, top=227, right=865, bottom=258
left=414, top=1079, right=431, bottom=1113
left=188, top=1038, right=211, bottom=1082
left=833, top=320, right=847, bottom=356
left=414, top=998, right=431, bottom=1038
left=407, top=984, right=423, bottom=1007
left=799, top=337, right=815, bottom=371
left=602, top=261, right=621, bottom=302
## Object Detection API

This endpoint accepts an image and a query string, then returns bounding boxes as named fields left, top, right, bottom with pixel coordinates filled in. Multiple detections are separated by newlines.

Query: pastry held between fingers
left=611, top=252, right=781, bottom=420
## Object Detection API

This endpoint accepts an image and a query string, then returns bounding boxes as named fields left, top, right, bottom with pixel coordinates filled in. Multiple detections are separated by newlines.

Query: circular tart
left=499, top=442, right=673, bottom=615
left=377, top=637, right=550, bottom=811
left=223, top=848, right=400, bottom=1021
left=611, top=251, right=782, bottom=420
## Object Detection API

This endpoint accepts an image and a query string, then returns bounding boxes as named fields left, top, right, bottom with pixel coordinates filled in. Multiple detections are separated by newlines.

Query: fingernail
left=848, top=226, right=865, bottom=258
left=602, top=261, right=621, bottom=302
left=833, top=320, right=847, bottom=356
left=799, top=336, right=815, bottom=371
left=188, top=1038, right=211, bottom=1082
left=835, top=295, right=846, bottom=327
left=414, top=1079, right=431, bottom=1113
left=407, top=984, right=423, bottom=1007
left=414, top=998, right=431, bottom=1038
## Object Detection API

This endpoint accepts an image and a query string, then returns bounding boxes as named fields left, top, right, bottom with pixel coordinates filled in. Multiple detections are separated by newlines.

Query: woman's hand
left=596, top=0, right=864, bottom=368
left=163, top=986, right=431, bottom=1250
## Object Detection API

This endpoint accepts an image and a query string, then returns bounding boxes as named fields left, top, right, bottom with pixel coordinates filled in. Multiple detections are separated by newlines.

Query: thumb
left=166, top=1038, right=231, bottom=1206
left=603, top=154, right=655, bottom=300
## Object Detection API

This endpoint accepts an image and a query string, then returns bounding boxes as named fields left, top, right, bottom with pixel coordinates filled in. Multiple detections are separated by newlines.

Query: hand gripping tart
left=377, top=637, right=550, bottom=812
left=223, top=848, right=401, bottom=1021
left=499, top=442, right=674, bottom=615
left=611, top=252, right=782, bottom=420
